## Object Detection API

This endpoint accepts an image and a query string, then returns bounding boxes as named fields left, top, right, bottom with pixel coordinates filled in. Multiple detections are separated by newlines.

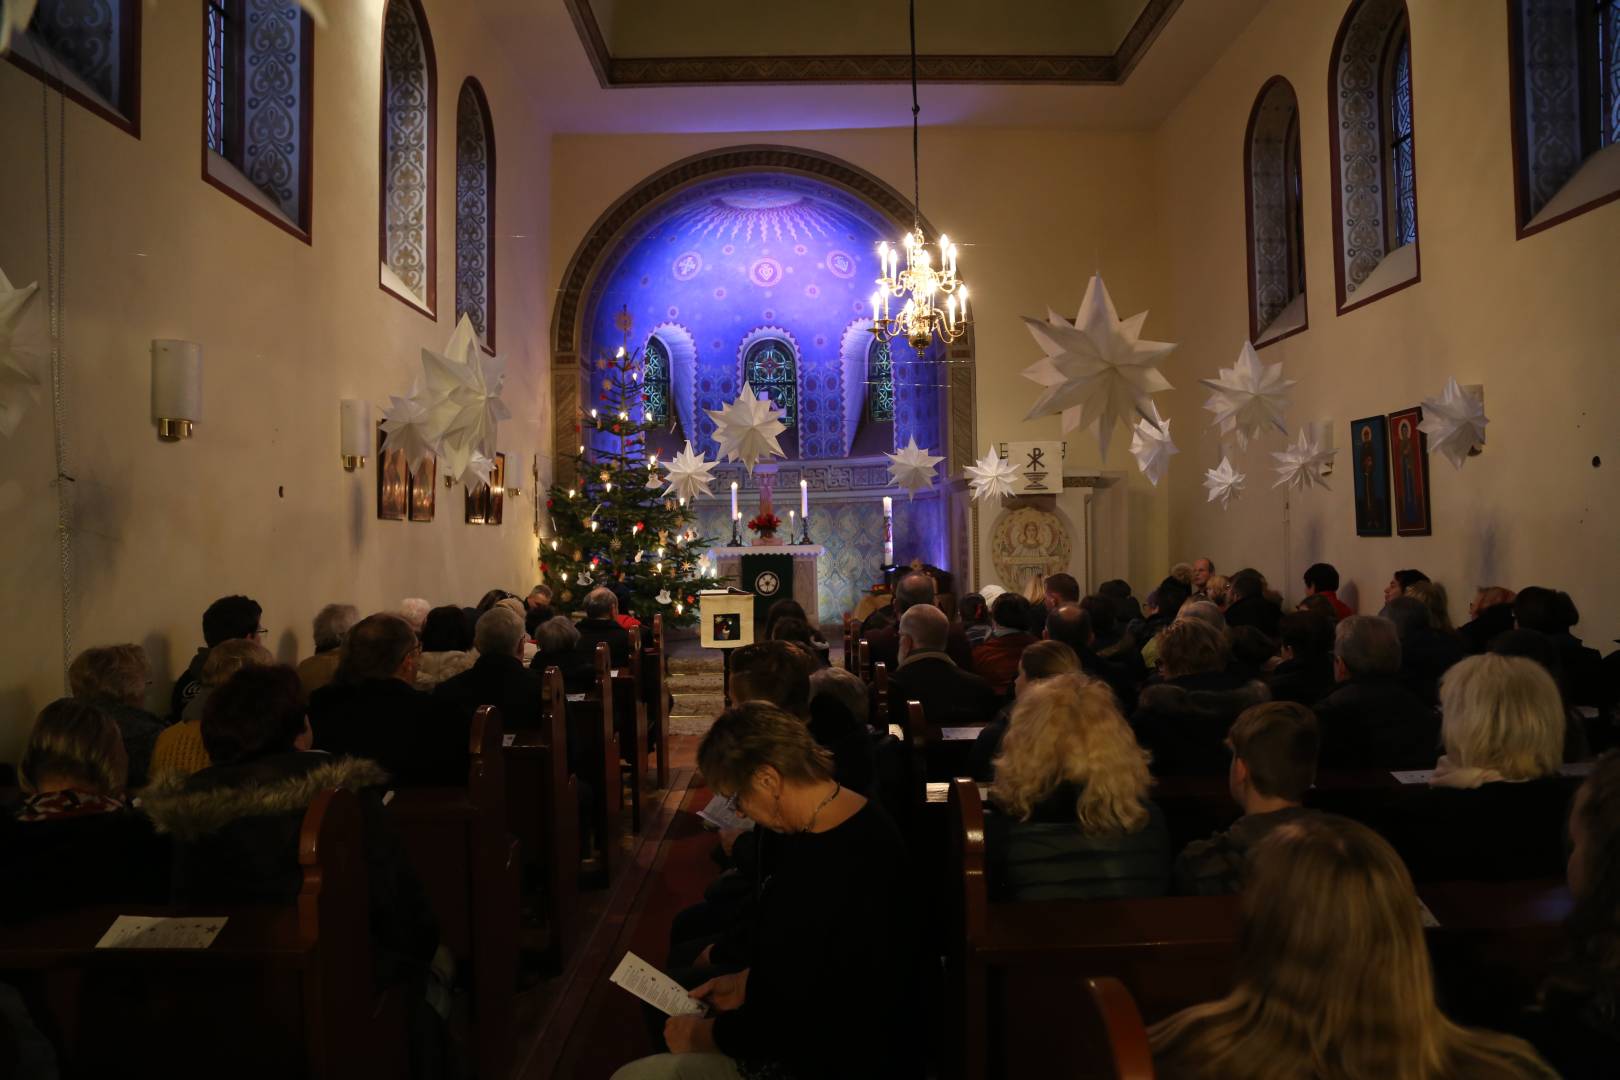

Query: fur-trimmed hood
left=141, top=755, right=389, bottom=842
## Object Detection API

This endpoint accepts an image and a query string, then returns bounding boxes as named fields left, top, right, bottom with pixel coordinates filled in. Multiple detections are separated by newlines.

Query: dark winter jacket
left=309, top=677, right=470, bottom=787
left=0, top=794, right=172, bottom=922
left=1266, top=655, right=1336, bottom=706
left=437, top=652, right=543, bottom=730
left=1172, top=805, right=1320, bottom=895
left=169, top=646, right=211, bottom=721
left=96, top=699, right=169, bottom=791
left=986, top=783, right=1170, bottom=900
left=1313, top=675, right=1439, bottom=770
left=1224, top=595, right=1282, bottom=638
left=1132, top=673, right=1272, bottom=776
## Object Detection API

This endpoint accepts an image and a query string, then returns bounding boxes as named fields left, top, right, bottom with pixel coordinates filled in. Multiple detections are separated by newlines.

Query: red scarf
left=16, top=789, right=127, bottom=823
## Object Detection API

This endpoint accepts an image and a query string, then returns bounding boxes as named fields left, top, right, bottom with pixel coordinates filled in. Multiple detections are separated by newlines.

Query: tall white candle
left=800, top=478, right=808, bottom=518
left=730, top=481, right=738, bottom=520
left=883, top=495, right=892, bottom=516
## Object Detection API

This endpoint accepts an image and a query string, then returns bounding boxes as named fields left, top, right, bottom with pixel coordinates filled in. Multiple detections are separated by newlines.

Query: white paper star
left=415, top=315, right=510, bottom=484
left=1128, top=403, right=1178, bottom=486
left=1203, top=455, right=1247, bottom=509
left=964, top=445, right=1019, bottom=504
left=1021, top=274, right=1175, bottom=459
left=1201, top=341, right=1295, bottom=449
left=706, top=383, right=786, bottom=471
left=1272, top=428, right=1338, bottom=493
left=1, top=0, right=39, bottom=55
left=661, top=440, right=719, bottom=502
left=0, top=268, right=45, bottom=439
left=884, top=436, right=943, bottom=499
left=379, top=381, right=436, bottom=474
left=655, top=588, right=673, bottom=606
left=1418, top=378, right=1488, bottom=470
left=458, top=449, right=495, bottom=491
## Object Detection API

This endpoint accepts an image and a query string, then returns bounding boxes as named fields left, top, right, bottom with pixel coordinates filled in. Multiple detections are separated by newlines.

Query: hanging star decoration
left=379, top=380, right=435, bottom=474
left=964, top=445, right=1020, bottom=504
left=706, top=382, right=786, bottom=471
left=0, top=267, right=45, bottom=439
left=1418, top=377, right=1488, bottom=470
left=1201, top=341, right=1295, bottom=449
left=1272, top=428, right=1338, bottom=492
left=1129, top=403, right=1178, bottom=486
left=1021, top=274, right=1176, bottom=459
left=1, top=0, right=39, bottom=55
left=381, top=314, right=510, bottom=489
left=660, top=440, right=719, bottom=502
left=1203, top=455, right=1247, bottom=509
left=884, top=435, right=943, bottom=499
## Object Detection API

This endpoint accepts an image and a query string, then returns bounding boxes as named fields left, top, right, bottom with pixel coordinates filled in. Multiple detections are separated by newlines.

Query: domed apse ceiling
left=583, top=171, right=946, bottom=465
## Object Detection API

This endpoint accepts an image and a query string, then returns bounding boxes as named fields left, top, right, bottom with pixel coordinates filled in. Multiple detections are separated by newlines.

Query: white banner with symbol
left=1005, top=441, right=1064, bottom=494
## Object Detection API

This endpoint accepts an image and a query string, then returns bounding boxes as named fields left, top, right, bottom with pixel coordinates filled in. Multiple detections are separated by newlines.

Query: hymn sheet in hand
left=696, top=792, right=754, bottom=832
left=609, top=951, right=706, bottom=1016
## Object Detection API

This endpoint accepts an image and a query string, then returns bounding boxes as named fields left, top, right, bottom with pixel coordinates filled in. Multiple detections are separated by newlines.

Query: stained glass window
left=12, top=0, right=140, bottom=130
left=643, top=336, right=670, bottom=424
left=744, top=338, right=797, bottom=425
left=1598, top=0, right=1620, bottom=146
left=1387, top=26, right=1417, bottom=248
left=867, top=339, right=894, bottom=423
left=205, top=1, right=238, bottom=157
left=455, top=79, right=495, bottom=347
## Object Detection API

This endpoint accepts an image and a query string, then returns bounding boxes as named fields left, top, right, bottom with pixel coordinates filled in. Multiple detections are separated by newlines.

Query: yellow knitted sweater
left=149, top=720, right=211, bottom=779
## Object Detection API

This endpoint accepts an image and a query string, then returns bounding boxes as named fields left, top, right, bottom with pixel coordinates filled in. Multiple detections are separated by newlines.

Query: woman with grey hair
left=530, top=614, right=590, bottom=690
left=297, top=602, right=359, bottom=701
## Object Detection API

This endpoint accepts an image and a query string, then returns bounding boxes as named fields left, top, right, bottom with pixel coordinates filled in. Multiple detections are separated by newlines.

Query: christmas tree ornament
left=884, top=435, right=943, bottom=498
left=1021, top=274, right=1176, bottom=459
left=656, top=588, right=673, bottom=605
left=578, top=571, right=593, bottom=586
left=1128, top=402, right=1178, bottom=486
left=0, top=267, right=45, bottom=439
left=661, top=440, right=719, bottom=502
left=1200, top=341, right=1294, bottom=449
left=1419, top=377, right=1488, bottom=469
left=1203, top=455, right=1246, bottom=509
left=707, top=382, right=787, bottom=470
left=1272, top=428, right=1338, bottom=492
left=965, top=445, right=1020, bottom=503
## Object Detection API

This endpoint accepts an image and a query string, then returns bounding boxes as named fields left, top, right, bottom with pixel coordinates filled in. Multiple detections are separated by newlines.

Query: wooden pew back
left=614, top=625, right=650, bottom=831
left=645, top=613, right=670, bottom=788
left=505, top=667, right=581, bottom=956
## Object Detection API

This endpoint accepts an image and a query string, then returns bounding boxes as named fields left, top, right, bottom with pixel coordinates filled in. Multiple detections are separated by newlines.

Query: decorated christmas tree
left=539, top=310, right=724, bottom=627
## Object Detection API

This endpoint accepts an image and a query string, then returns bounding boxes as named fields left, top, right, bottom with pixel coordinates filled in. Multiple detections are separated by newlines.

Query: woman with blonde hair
left=1150, top=814, right=1555, bottom=1079
left=987, top=673, right=1169, bottom=899
left=1406, top=579, right=1458, bottom=633
left=151, top=639, right=274, bottom=779
left=68, top=643, right=167, bottom=789
left=1380, top=653, right=1570, bottom=882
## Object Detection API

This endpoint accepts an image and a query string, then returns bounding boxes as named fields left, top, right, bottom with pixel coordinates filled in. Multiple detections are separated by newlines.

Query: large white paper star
left=1204, top=455, right=1247, bottom=509
left=1129, top=403, right=1178, bottom=486
left=885, top=435, right=943, bottom=499
left=1021, top=274, right=1175, bottom=459
left=379, top=381, right=436, bottom=474
left=706, top=383, right=786, bottom=471
left=1, top=0, right=39, bottom=55
left=1418, top=377, right=1488, bottom=470
left=1272, top=428, right=1338, bottom=493
left=415, top=314, right=510, bottom=484
left=661, top=440, right=719, bottom=502
left=964, top=445, right=1019, bottom=504
left=0, top=268, right=45, bottom=439
left=1201, top=341, right=1295, bottom=449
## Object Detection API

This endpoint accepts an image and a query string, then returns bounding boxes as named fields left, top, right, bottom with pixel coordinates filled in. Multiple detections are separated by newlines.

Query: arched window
left=744, top=337, right=797, bottom=425
left=1328, top=0, right=1419, bottom=314
left=454, top=78, right=495, bottom=347
left=1244, top=77, right=1307, bottom=345
left=1509, top=0, right=1620, bottom=235
left=867, top=338, right=894, bottom=422
left=202, top=0, right=314, bottom=240
left=642, top=335, right=671, bottom=425
left=4, top=0, right=141, bottom=135
left=379, top=0, right=437, bottom=314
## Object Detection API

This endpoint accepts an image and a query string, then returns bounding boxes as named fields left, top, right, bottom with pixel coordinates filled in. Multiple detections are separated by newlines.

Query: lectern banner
left=699, top=591, right=755, bottom=650
left=739, top=553, right=795, bottom=627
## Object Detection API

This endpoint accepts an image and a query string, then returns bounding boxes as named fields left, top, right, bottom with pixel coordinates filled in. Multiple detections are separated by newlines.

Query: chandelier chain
left=909, top=0, right=920, bottom=229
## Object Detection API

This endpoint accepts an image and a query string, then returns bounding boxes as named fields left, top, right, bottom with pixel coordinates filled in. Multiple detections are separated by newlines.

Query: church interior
left=1, top=0, right=1618, bottom=1077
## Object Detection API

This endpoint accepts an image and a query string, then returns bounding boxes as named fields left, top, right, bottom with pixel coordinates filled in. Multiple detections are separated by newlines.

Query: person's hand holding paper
left=689, top=968, right=749, bottom=1012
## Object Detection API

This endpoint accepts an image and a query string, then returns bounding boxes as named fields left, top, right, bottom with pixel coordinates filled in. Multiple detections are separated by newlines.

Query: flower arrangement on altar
left=747, top=512, right=782, bottom=539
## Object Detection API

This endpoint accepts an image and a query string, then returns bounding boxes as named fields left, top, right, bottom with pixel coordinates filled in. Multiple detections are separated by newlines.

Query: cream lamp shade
left=340, top=399, right=371, bottom=470
left=151, top=340, right=202, bottom=440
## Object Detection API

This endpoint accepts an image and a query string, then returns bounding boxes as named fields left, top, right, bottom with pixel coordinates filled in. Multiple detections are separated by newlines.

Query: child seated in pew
left=0, top=699, right=171, bottom=923
left=1519, top=750, right=1620, bottom=1077
left=985, top=673, right=1170, bottom=900
left=1173, top=702, right=1323, bottom=896
left=1149, top=815, right=1557, bottom=1078
left=970, top=639, right=1081, bottom=782
left=1378, top=654, right=1571, bottom=883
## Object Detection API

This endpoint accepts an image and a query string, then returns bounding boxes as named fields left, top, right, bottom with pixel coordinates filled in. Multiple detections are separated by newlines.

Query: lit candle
left=589, top=519, right=598, bottom=532
left=551, top=539, right=559, bottom=550
left=788, top=510, right=796, bottom=531
left=883, top=495, right=892, bottom=516
left=958, top=286, right=969, bottom=323
left=730, top=481, right=738, bottom=520
left=800, top=478, right=808, bottom=518
left=616, top=346, right=626, bottom=358
left=871, top=292, right=881, bottom=321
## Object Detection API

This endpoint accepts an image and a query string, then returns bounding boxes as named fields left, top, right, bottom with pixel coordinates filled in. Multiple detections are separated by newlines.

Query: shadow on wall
left=275, top=629, right=299, bottom=666
left=142, top=631, right=174, bottom=716
left=1467, top=512, right=1509, bottom=590
left=0, top=684, right=36, bottom=765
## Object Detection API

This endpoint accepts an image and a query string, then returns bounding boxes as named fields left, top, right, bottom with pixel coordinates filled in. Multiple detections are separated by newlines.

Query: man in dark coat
left=1043, top=604, right=1139, bottom=712
left=1133, top=618, right=1270, bottom=776
left=1313, top=615, right=1439, bottom=770
left=1223, top=569, right=1282, bottom=639
left=861, top=572, right=975, bottom=672
left=887, top=605, right=999, bottom=736
left=570, top=586, right=633, bottom=670
left=437, top=606, right=544, bottom=730
left=1385, top=596, right=1466, bottom=706
left=1266, top=611, right=1337, bottom=706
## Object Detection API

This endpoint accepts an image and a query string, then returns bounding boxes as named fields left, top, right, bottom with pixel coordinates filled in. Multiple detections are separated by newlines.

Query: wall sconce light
left=339, top=399, right=370, bottom=470
left=151, top=339, right=201, bottom=440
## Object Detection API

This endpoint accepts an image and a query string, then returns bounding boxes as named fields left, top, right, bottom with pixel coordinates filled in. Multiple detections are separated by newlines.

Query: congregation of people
left=4, top=557, right=1620, bottom=1078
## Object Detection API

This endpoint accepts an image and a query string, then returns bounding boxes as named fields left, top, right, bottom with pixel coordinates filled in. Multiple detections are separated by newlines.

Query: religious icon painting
left=1386, top=406, right=1432, bottom=537
left=408, top=455, right=436, bottom=523
left=1350, top=416, right=1392, bottom=537
left=463, top=452, right=506, bottom=525
left=377, top=423, right=407, bottom=521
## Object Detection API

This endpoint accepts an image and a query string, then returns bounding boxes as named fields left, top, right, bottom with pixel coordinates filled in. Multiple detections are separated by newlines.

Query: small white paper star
left=0, top=268, right=45, bottom=439
left=964, top=445, right=1020, bottom=504
left=1203, top=456, right=1247, bottom=509
left=458, top=449, right=495, bottom=491
left=661, top=440, right=719, bottom=502
left=707, top=383, right=786, bottom=471
left=1128, top=403, right=1178, bottom=486
left=380, top=380, right=436, bottom=474
left=1021, top=274, right=1176, bottom=460
left=1201, top=341, right=1295, bottom=449
left=1418, top=378, right=1488, bottom=470
left=1272, top=428, right=1338, bottom=493
left=884, top=435, right=943, bottom=498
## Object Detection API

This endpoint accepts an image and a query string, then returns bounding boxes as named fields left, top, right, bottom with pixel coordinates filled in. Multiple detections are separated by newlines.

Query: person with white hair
left=399, top=597, right=430, bottom=634
left=435, top=606, right=545, bottom=732
left=886, top=603, right=999, bottom=737
left=297, top=603, right=359, bottom=701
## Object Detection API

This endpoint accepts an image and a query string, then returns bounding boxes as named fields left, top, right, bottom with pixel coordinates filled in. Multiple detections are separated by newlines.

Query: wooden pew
left=842, top=612, right=857, bottom=672
left=898, top=696, right=986, bottom=782
left=505, top=666, right=581, bottom=958
left=858, top=637, right=872, bottom=682
left=614, top=625, right=651, bottom=832
left=1077, top=978, right=1154, bottom=1080
left=390, top=705, right=518, bottom=1080
left=946, top=778, right=1572, bottom=1080
left=569, top=642, right=622, bottom=876
left=0, top=789, right=408, bottom=1078
left=643, top=613, right=671, bottom=789
left=873, top=660, right=889, bottom=716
